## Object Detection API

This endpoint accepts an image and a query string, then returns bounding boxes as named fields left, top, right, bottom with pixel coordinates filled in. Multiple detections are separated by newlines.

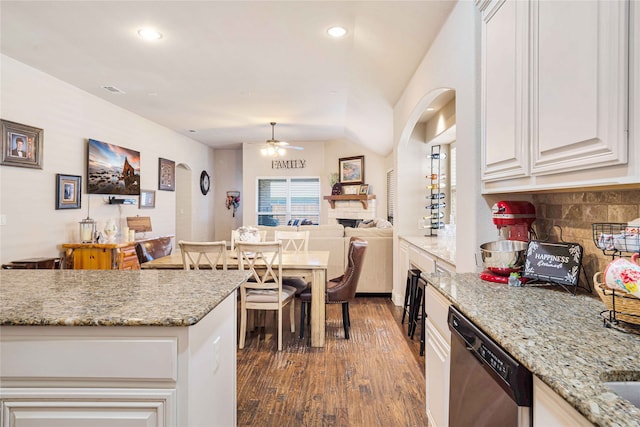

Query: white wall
left=213, top=149, right=243, bottom=241
left=0, top=55, right=216, bottom=264
left=235, top=138, right=388, bottom=231
left=393, top=2, right=491, bottom=300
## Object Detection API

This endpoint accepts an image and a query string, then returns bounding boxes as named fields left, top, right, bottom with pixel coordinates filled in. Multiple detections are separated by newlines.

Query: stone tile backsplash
left=532, top=189, right=640, bottom=293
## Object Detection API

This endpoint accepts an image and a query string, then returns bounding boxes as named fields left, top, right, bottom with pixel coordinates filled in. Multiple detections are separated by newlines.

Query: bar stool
left=402, top=269, right=422, bottom=332
left=410, top=277, right=427, bottom=356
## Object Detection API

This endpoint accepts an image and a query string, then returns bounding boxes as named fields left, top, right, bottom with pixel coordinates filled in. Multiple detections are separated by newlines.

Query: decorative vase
left=104, top=219, right=118, bottom=242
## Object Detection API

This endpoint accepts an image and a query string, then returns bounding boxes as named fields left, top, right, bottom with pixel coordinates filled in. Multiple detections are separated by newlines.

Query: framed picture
left=55, top=174, right=81, bottom=209
left=87, top=138, right=140, bottom=195
left=1, top=119, right=44, bottom=169
left=359, top=184, right=369, bottom=195
left=139, top=189, right=156, bottom=208
left=342, top=184, right=359, bottom=195
left=158, top=158, right=175, bottom=191
left=339, top=155, right=364, bottom=185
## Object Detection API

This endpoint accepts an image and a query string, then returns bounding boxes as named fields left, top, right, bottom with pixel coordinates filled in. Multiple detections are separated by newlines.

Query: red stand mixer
left=479, top=201, right=536, bottom=283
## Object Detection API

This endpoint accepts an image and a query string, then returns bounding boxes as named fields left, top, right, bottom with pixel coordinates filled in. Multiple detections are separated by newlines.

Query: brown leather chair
left=299, top=237, right=367, bottom=339
left=135, top=237, right=173, bottom=264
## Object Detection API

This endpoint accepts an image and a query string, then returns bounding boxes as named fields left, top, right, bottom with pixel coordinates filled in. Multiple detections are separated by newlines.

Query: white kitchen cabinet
left=479, top=0, right=635, bottom=193
left=480, top=0, right=530, bottom=182
left=531, top=0, right=628, bottom=175
left=0, top=292, right=237, bottom=427
left=533, top=376, right=592, bottom=427
left=425, top=285, right=451, bottom=427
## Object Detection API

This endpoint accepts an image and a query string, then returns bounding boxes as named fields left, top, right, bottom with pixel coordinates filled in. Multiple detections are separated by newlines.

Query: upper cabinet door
left=480, top=0, right=530, bottom=182
left=531, top=0, right=628, bottom=175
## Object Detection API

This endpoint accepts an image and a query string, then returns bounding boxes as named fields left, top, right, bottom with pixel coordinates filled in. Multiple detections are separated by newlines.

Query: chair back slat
left=178, top=240, right=227, bottom=270
left=274, top=230, right=309, bottom=253
left=236, top=241, right=282, bottom=290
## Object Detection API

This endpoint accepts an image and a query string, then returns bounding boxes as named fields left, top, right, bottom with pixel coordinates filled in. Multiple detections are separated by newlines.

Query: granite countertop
left=0, top=270, right=249, bottom=327
left=426, top=272, right=640, bottom=427
left=400, top=234, right=456, bottom=266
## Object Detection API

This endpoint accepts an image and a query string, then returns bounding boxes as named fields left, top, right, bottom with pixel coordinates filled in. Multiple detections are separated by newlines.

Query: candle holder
left=79, top=217, right=96, bottom=243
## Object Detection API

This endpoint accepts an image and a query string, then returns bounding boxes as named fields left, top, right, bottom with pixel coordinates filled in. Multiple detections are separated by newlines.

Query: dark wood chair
left=2, top=257, right=61, bottom=269
left=299, top=237, right=368, bottom=340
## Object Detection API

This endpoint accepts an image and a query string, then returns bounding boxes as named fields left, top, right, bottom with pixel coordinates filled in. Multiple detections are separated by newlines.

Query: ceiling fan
left=260, top=122, right=304, bottom=156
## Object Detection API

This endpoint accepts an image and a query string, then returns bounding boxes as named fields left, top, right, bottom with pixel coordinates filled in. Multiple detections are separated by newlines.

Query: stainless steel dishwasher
left=448, top=306, right=533, bottom=427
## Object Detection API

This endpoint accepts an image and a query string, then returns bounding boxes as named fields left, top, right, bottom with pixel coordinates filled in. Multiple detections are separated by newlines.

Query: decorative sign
left=523, top=240, right=583, bottom=286
left=271, top=159, right=306, bottom=169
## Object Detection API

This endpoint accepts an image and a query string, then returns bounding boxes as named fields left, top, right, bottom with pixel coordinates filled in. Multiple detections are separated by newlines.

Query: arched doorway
left=175, top=164, right=192, bottom=242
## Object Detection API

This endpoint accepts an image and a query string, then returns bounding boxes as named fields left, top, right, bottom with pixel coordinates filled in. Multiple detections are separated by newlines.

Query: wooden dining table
left=142, top=250, right=330, bottom=348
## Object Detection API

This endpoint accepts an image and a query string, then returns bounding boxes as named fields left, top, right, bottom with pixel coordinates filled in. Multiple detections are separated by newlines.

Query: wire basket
left=592, top=223, right=640, bottom=257
left=594, top=272, right=640, bottom=326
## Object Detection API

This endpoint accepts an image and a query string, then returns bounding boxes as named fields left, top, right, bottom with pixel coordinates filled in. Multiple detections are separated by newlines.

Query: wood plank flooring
left=237, top=296, right=427, bottom=426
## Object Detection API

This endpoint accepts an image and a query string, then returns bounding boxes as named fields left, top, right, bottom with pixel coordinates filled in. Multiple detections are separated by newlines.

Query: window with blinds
left=257, top=177, right=321, bottom=226
left=386, top=169, right=395, bottom=224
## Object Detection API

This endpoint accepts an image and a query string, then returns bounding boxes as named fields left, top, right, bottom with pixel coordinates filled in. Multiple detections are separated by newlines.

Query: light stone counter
left=0, top=269, right=248, bottom=425
left=426, top=272, right=640, bottom=427
left=0, top=270, right=249, bottom=326
left=400, top=234, right=456, bottom=266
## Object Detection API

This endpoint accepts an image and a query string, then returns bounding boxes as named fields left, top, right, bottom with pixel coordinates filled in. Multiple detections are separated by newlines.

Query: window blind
left=386, top=169, right=395, bottom=224
left=257, top=177, right=320, bottom=226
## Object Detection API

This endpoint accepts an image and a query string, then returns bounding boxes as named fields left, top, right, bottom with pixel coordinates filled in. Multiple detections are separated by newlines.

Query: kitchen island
left=0, top=269, right=249, bottom=427
left=427, top=272, right=640, bottom=427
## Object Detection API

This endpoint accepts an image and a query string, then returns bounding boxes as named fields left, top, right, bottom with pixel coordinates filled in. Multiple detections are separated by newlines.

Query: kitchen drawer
left=408, top=246, right=436, bottom=273
left=1, top=337, right=177, bottom=381
left=1, top=388, right=176, bottom=427
left=425, top=285, right=451, bottom=341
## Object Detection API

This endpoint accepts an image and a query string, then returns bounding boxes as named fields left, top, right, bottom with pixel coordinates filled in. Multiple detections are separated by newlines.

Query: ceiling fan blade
left=287, top=145, right=304, bottom=151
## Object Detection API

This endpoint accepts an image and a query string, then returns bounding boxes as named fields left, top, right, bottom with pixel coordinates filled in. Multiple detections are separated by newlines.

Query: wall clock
left=200, top=170, right=210, bottom=195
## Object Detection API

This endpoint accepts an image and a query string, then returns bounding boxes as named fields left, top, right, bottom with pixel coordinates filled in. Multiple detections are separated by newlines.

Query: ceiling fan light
left=260, top=148, right=268, bottom=156
left=137, top=28, right=163, bottom=41
left=267, top=146, right=275, bottom=156
left=327, top=26, right=347, bottom=38
left=278, top=147, right=286, bottom=156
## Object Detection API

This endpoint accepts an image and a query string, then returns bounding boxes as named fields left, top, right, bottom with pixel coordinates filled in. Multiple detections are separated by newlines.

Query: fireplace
left=326, top=196, right=377, bottom=226
left=336, top=218, right=362, bottom=228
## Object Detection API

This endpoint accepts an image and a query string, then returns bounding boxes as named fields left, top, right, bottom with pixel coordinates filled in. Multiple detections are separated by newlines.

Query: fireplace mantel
left=323, top=195, right=376, bottom=210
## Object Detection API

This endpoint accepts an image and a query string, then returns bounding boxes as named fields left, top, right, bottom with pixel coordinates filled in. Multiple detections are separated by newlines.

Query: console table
left=62, top=242, right=140, bottom=270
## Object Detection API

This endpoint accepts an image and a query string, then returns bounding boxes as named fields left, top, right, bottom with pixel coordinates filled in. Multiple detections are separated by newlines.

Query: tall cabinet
left=478, top=0, right=635, bottom=193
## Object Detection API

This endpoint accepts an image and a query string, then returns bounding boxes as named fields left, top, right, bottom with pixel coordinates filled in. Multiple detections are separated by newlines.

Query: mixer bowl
left=480, top=240, right=528, bottom=276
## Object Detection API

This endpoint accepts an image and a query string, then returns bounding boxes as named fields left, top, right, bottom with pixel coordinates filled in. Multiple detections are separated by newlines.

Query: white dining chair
left=274, top=230, right=311, bottom=294
left=237, top=241, right=295, bottom=351
left=178, top=240, right=227, bottom=270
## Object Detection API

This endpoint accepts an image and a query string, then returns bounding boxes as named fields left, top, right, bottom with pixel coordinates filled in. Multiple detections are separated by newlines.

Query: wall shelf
left=323, top=195, right=376, bottom=210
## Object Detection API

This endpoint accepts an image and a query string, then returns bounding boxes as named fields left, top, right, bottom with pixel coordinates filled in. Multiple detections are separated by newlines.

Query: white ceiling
left=0, top=1, right=456, bottom=155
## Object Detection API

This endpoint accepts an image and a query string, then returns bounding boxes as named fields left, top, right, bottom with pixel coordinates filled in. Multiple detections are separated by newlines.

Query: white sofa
left=256, top=223, right=393, bottom=294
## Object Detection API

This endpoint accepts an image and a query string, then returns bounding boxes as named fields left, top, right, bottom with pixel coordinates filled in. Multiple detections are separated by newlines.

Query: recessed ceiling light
left=327, top=26, right=347, bottom=38
left=137, top=28, right=162, bottom=41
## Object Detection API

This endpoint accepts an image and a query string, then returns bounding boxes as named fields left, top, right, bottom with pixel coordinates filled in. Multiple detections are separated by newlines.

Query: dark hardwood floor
left=236, top=296, right=427, bottom=426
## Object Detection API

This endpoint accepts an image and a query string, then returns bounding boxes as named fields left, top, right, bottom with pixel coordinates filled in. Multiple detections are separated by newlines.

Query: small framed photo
left=1, top=119, right=44, bottom=169
left=158, top=158, right=175, bottom=191
left=359, top=184, right=369, bottom=195
left=139, top=189, right=156, bottom=208
left=56, top=174, right=81, bottom=209
left=339, top=155, right=364, bottom=185
left=342, top=184, right=359, bottom=195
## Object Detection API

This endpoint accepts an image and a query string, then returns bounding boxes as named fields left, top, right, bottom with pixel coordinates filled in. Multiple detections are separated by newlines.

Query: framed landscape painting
left=339, top=155, right=364, bottom=185
left=87, top=138, right=140, bottom=195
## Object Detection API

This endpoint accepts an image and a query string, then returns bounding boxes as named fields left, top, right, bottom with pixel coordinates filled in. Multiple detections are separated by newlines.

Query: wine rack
left=424, top=145, right=446, bottom=236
